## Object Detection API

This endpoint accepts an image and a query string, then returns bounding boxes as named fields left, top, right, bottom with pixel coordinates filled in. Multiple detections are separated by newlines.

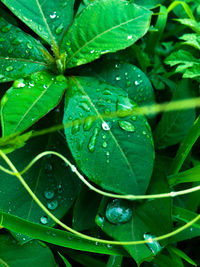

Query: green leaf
left=0, top=211, right=127, bottom=256
left=62, top=0, right=152, bottom=68
left=180, top=33, right=200, bottom=50
left=0, top=133, right=81, bottom=242
left=73, top=187, right=101, bottom=231
left=0, top=131, right=32, bottom=154
left=173, top=206, right=200, bottom=230
left=175, top=19, right=200, bottom=35
left=153, top=79, right=196, bottom=149
left=106, top=255, right=123, bottom=267
left=82, top=61, right=155, bottom=114
left=0, top=17, right=49, bottom=83
left=63, top=76, right=154, bottom=195
left=133, top=0, right=164, bottom=9
left=168, top=165, right=200, bottom=187
left=96, top=164, right=172, bottom=265
left=1, top=71, right=66, bottom=136
left=0, top=234, right=56, bottom=267
left=168, top=246, right=197, bottom=266
left=165, top=49, right=200, bottom=78
left=58, top=253, right=72, bottom=267
left=2, top=0, right=75, bottom=49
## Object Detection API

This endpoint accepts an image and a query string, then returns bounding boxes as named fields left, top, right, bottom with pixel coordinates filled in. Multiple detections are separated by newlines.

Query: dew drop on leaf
left=102, top=121, right=110, bottom=131
left=102, top=141, right=108, bottom=148
left=115, top=75, right=121, bottom=81
left=27, top=42, right=33, bottom=49
left=105, top=199, right=133, bottom=224
left=44, top=189, right=55, bottom=200
left=40, top=215, right=48, bottom=225
left=13, top=79, right=25, bottom=88
left=71, top=120, right=80, bottom=134
left=79, top=102, right=90, bottom=112
left=143, top=233, right=162, bottom=254
left=50, top=11, right=57, bottom=19
left=83, top=117, right=94, bottom=131
left=47, top=200, right=58, bottom=210
left=119, top=121, right=135, bottom=132
left=88, top=127, right=100, bottom=152
left=6, top=66, right=13, bottom=72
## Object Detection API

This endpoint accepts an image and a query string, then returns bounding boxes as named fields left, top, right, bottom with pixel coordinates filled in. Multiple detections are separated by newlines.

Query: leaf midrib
left=66, top=14, right=145, bottom=65
left=8, top=80, right=54, bottom=134
left=0, top=56, right=48, bottom=66
left=71, top=76, right=137, bottom=184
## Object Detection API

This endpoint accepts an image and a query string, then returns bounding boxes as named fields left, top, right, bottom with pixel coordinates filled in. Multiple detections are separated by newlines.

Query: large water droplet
left=40, top=215, right=48, bottom=225
left=102, top=121, right=110, bottom=131
left=13, top=79, right=25, bottom=88
left=143, top=233, right=162, bottom=254
left=47, top=200, right=58, bottom=210
left=44, top=189, right=55, bottom=200
left=71, top=120, right=80, bottom=134
left=79, top=102, right=90, bottom=112
left=84, top=117, right=94, bottom=131
left=88, top=127, right=100, bottom=152
left=6, top=66, right=13, bottom=72
left=119, top=121, right=135, bottom=132
left=105, top=199, right=133, bottom=224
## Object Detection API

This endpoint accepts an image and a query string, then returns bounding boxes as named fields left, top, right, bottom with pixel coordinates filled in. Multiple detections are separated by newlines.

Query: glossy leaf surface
left=0, top=17, right=49, bottom=83
left=2, top=0, right=75, bottom=47
left=62, top=0, right=152, bottom=68
left=63, top=76, right=154, bottom=195
left=84, top=61, right=155, bottom=112
left=1, top=71, right=66, bottom=136
left=0, top=133, right=81, bottom=242
left=0, top=234, right=56, bottom=267
left=154, top=79, right=195, bottom=149
left=96, top=165, right=172, bottom=265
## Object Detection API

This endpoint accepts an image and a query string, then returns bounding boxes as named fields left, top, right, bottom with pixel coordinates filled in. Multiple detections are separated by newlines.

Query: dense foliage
left=0, top=0, right=200, bottom=266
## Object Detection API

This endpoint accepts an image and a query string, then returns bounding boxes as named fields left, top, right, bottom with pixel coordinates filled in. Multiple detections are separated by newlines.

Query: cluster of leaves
left=0, top=0, right=200, bottom=266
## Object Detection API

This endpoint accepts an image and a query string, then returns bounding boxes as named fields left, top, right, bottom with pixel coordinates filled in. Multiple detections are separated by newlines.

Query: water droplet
left=115, top=75, right=121, bottom=81
left=105, top=199, right=132, bottom=224
left=84, top=117, right=94, bottom=131
left=127, top=35, right=133, bottom=40
left=107, top=244, right=113, bottom=249
left=79, top=102, right=90, bottom=112
left=102, top=121, right=110, bottom=131
left=44, top=189, right=55, bottom=200
left=71, top=120, right=80, bottom=134
left=102, top=141, right=107, bottom=148
left=13, top=79, right=25, bottom=88
left=170, top=191, right=176, bottom=197
left=47, top=200, right=58, bottom=210
left=27, top=42, right=33, bottom=49
left=119, top=121, right=135, bottom=132
left=12, top=37, right=23, bottom=45
left=1, top=25, right=11, bottom=33
left=103, top=89, right=112, bottom=95
left=88, top=127, right=100, bottom=152
left=126, top=81, right=131, bottom=87
left=40, top=215, right=48, bottom=225
left=131, top=116, right=137, bottom=121
left=6, top=66, right=13, bottom=72
left=115, top=63, right=120, bottom=69
left=135, top=80, right=140, bottom=86
left=142, top=131, right=147, bottom=135
left=50, top=11, right=57, bottom=19
left=56, top=23, right=64, bottom=35
left=96, top=215, right=105, bottom=226
left=43, top=84, right=48, bottom=89
left=90, top=49, right=95, bottom=54
left=71, top=165, right=77, bottom=172
left=143, top=233, right=162, bottom=254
